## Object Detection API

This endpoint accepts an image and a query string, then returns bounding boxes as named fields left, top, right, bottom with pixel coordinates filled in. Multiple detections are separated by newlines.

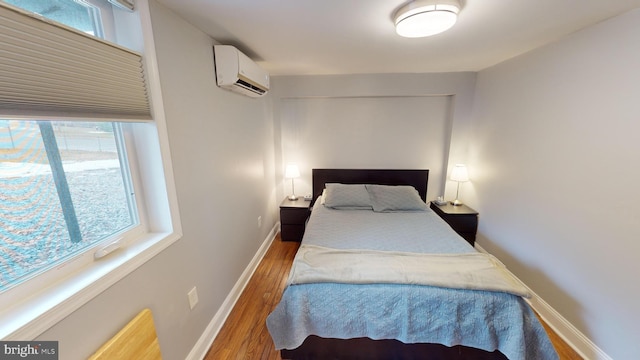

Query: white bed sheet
left=303, top=199, right=475, bottom=253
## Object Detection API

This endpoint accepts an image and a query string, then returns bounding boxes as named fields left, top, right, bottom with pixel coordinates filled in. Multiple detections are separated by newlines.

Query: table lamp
left=285, top=163, right=300, bottom=200
left=450, top=164, right=469, bottom=206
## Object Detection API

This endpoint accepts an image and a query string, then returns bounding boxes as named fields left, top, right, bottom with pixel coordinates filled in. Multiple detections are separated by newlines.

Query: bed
left=267, top=169, right=558, bottom=360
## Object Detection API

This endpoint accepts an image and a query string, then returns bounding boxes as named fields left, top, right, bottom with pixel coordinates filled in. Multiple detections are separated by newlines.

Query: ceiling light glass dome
left=394, top=0, right=461, bottom=38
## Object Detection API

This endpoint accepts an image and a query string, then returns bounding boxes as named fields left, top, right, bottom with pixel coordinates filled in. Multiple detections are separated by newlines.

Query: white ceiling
left=155, top=0, right=640, bottom=76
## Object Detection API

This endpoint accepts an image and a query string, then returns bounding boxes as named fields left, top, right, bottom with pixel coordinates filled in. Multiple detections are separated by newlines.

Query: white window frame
left=0, top=0, right=182, bottom=340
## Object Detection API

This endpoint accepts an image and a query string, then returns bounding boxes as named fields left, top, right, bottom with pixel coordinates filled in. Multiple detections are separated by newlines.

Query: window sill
left=0, top=230, right=181, bottom=340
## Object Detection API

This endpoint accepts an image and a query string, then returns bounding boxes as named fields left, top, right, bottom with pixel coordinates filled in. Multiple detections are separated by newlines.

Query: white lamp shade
left=285, top=163, right=300, bottom=179
left=450, top=164, right=469, bottom=182
left=395, top=0, right=460, bottom=38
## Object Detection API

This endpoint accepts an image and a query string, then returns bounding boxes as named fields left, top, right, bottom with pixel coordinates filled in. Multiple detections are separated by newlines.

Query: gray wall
left=468, top=9, right=640, bottom=360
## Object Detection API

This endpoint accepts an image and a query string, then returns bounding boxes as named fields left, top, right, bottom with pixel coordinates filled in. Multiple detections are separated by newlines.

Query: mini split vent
left=235, top=79, right=267, bottom=95
left=213, top=45, right=270, bottom=98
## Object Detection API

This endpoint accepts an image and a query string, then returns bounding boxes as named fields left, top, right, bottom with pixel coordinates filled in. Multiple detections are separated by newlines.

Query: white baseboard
left=474, top=244, right=611, bottom=360
left=185, top=223, right=279, bottom=360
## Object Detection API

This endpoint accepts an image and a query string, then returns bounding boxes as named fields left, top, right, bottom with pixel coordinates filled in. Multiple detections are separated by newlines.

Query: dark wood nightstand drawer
left=280, top=207, right=310, bottom=224
left=442, top=215, right=477, bottom=233
left=279, top=198, right=311, bottom=242
left=430, top=202, right=478, bottom=247
left=457, top=232, right=476, bottom=245
left=281, top=224, right=305, bottom=242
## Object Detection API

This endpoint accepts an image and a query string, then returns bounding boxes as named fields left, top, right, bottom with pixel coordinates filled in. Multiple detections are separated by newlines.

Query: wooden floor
left=204, top=234, right=583, bottom=360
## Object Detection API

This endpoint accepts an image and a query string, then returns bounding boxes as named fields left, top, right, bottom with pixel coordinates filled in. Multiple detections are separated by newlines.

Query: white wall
left=469, top=9, right=640, bottom=360
left=280, top=96, right=451, bottom=201
left=271, top=73, right=477, bottom=203
left=36, top=1, right=278, bottom=359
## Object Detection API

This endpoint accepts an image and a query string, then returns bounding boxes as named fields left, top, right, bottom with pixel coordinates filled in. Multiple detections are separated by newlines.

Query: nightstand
left=430, top=202, right=478, bottom=246
left=279, top=198, right=312, bottom=241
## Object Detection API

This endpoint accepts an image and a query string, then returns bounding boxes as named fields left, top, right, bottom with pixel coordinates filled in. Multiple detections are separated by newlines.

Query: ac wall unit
left=213, top=45, right=270, bottom=98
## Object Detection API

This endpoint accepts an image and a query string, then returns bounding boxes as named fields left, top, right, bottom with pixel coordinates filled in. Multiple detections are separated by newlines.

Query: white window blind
left=0, top=3, right=150, bottom=121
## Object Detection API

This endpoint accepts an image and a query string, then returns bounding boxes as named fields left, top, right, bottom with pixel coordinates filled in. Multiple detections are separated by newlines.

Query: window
left=0, top=0, right=179, bottom=340
left=3, top=0, right=103, bottom=36
left=0, top=120, right=139, bottom=292
left=0, top=0, right=141, bottom=293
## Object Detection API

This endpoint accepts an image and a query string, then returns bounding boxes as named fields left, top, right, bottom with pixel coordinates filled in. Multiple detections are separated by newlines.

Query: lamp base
left=451, top=199, right=463, bottom=206
left=288, top=195, right=299, bottom=201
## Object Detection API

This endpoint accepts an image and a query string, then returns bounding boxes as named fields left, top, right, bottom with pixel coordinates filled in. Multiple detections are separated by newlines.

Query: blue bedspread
left=267, top=283, right=557, bottom=359
left=267, top=202, right=559, bottom=359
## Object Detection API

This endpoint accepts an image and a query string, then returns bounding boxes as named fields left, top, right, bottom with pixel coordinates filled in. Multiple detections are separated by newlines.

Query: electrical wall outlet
left=188, top=286, right=199, bottom=310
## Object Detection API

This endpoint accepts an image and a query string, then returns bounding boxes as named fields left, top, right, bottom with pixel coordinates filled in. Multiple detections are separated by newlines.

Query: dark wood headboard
left=312, top=169, right=429, bottom=202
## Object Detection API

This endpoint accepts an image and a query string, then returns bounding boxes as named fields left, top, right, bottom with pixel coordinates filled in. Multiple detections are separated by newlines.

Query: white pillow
left=323, top=183, right=372, bottom=209
left=365, top=184, right=428, bottom=212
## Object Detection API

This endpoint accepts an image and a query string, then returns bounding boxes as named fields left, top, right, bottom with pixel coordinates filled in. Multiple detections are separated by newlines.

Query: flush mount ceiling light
left=394, top=0, right=461, bottom=38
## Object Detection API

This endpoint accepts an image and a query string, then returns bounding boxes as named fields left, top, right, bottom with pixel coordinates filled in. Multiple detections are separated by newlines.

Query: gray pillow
left=366, top=184, right=428, bottom=212
left=323, top=183, right=372, bottom=209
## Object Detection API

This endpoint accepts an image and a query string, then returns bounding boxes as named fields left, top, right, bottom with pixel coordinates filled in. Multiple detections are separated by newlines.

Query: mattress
left=267, top=197, right=558, bottom=360
left=302, top=198, right=475, bottom=253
